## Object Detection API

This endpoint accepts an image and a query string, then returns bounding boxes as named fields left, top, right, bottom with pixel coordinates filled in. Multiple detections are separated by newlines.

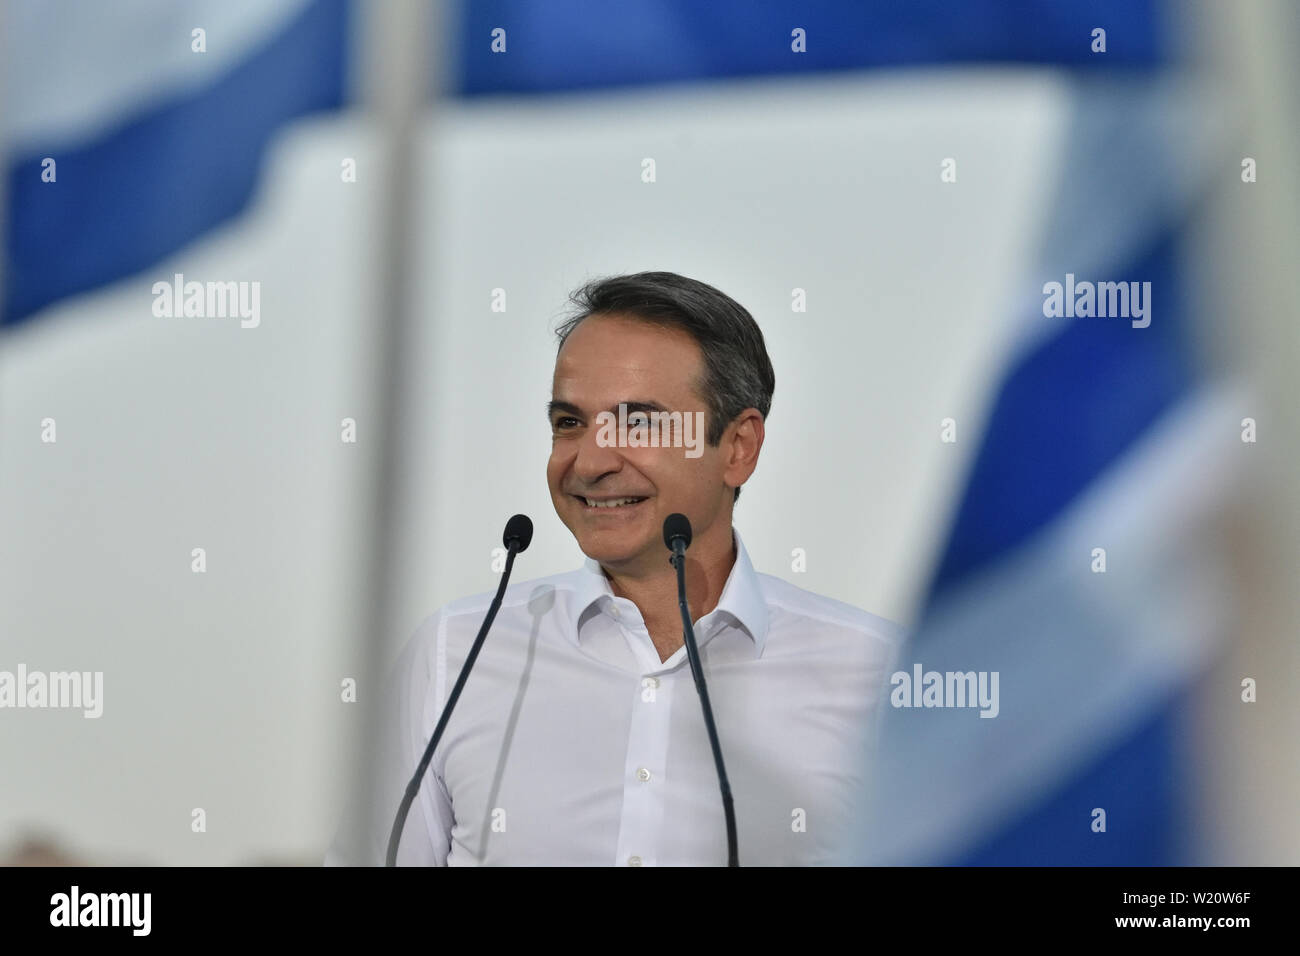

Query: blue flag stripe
left=456, top=0, right=1164, bottom=97
left=4, top=0, right=348, bottom=327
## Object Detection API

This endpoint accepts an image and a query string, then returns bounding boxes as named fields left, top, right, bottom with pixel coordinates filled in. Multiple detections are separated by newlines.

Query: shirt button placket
left=614, top=671, right=673, bottom=867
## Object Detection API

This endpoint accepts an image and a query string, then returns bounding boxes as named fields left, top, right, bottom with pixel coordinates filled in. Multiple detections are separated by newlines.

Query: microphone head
left=663, top=513, right=692, bottom=551
left=503, top=514, right=533, bottom=552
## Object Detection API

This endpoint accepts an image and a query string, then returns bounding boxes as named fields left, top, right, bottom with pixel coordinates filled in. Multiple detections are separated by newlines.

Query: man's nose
left=572, top=422, right=625, bottom=483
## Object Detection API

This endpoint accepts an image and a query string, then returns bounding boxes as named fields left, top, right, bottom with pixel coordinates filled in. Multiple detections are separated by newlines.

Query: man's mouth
left=573, top=495, right=650, bottom=510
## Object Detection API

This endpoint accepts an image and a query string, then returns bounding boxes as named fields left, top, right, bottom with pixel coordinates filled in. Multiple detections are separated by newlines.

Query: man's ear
left=722, top=409, right=764, bottom=491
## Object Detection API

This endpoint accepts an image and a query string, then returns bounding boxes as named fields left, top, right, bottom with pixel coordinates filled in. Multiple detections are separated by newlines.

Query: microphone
left=662, top=512, right=692, bottom=552
left=503, top=513, right=534, bottom=553
left=663, top=513, right=739, bottom=867
left=385, top=514, right=533, bottom=866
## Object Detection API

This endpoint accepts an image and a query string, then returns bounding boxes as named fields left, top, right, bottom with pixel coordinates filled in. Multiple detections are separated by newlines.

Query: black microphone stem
left=385, top=540, right=521, bottom=866
left=672, top=541, right=739, bottom=867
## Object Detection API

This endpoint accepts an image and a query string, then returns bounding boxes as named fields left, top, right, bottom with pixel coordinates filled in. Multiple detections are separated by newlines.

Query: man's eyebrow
left=620, top=401, right=669, bottom=416
left=546, top=399, right=670, bottom=422
left=547, top=400, right=583, bottom=422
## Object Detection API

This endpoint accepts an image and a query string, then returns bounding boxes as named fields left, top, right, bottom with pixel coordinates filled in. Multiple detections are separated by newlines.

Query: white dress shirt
left=329, top=527, right=903, bottom=866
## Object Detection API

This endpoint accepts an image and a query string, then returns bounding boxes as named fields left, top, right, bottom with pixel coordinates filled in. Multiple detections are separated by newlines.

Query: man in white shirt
left=328, top=271, right=903, bottom=866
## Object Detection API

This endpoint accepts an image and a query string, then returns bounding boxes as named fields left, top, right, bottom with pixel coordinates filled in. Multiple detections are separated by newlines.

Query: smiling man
left=546, top=297, right=768, bottom=664
left=329, top=271, right=903, bottom=867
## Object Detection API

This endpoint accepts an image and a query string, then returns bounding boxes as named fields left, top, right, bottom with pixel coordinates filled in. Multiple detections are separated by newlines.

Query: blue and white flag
left=4, top=0, right=348, bottom=327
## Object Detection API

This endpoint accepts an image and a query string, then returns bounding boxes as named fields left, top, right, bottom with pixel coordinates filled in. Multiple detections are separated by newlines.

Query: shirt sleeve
left=323, top=610, right=455, bottom=866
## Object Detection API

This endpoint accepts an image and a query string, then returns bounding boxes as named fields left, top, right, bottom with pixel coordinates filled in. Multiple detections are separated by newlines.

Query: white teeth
left=583, top=497, right=643, bottom=508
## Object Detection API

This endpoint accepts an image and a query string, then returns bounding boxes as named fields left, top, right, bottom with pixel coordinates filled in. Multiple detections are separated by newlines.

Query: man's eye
left=553, top=417, right=578, bottom=430
left=628, top=413, right=649, bottom=426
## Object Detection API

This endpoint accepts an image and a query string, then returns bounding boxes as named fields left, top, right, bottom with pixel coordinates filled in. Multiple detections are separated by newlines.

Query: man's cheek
left=545, top=451, right=567, bottom=485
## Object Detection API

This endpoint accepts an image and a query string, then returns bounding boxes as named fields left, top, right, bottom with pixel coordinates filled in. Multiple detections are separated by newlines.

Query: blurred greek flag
left=4, top=0, right=348, bottom=327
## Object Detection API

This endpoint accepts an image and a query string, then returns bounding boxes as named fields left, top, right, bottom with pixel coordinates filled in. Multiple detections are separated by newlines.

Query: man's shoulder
left=755, top=571, right=907, bottom=650
left=416, top=566, right=589, bottom=632
left=391, top=566, right=587, bottom=678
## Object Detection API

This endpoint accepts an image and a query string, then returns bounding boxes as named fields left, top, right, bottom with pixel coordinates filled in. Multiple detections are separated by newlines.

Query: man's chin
left=575, top=530, right=655, bottom=570
left=580, top=541, right=644, bottom=569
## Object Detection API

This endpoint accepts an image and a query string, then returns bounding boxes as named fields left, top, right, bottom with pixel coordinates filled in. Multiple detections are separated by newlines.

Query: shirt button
left=642, top=676, right=659, bottom=690
left=627, top=856, right=642, bottom=866
left=636, top=767, right=651, bottom=782
left=609, top=605, right=621, bottom=619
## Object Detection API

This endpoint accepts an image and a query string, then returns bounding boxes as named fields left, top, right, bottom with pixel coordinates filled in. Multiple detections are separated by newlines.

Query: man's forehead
left=552, top=318, right=702, bottom=398
left=551, top=360, right=694, bottom=406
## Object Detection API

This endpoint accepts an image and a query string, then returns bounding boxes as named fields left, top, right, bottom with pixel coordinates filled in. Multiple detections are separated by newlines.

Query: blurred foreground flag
left=3, top=0, right=348, bottom=328
left=845, top=74, right=1243, bottom=864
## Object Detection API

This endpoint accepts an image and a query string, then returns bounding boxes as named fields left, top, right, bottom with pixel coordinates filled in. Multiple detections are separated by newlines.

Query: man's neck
left=601, top=525, right=737, bottom=663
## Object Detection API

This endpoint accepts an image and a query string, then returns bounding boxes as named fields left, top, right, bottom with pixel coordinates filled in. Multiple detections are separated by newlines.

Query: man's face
left=547, top=314, right=731, bottom=573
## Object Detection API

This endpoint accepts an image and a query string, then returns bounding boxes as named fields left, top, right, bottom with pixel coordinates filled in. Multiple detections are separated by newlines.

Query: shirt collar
left=569, top=526, right=770, bottom=657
